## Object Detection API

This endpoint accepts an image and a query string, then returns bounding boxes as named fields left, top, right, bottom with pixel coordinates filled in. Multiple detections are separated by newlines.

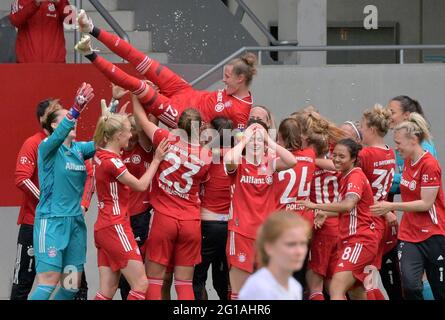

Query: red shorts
left=308, top=230, right=339, bottom=278
left=226, top=230, right=256, bottom=273
left=146, top=212, right=201, bottom=266
left=383, top=223, right=398, bottom=255
left=95, top=223, right=142, bottom=272
left=333, top=239, right=378, bottom=283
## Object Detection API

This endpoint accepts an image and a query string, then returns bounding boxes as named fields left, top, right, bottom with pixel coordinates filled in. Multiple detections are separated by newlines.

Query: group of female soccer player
left=23, top=9, right=445, bottom=300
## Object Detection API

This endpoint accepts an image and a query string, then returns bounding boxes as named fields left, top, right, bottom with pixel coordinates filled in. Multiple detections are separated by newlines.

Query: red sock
left=230, top=292, right=239, bottom=300
left=94, top=292, right=112, bottom=300
left=174, top=279, right=195, bottom=300
left=309, top=292, right=325, bottom=300
left=127, top=290, right=146, bottom=300
left=367, top=288, right=386, bottom=300
left=146, top=277, right=163, bottom=300
left=88, top=54, right=147, bottom=95
left=95, top=28, right=149, bottom=74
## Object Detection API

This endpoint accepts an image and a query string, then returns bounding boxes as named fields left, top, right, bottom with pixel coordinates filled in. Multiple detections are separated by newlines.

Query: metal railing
left=190, top=44, right=445, bottom=87
left=233, top=0, right=298, bottom=46
left=73, top=0, right=129, bottom=63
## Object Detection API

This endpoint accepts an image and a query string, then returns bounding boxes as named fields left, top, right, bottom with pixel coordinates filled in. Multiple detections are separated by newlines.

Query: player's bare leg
left=306, top=269, right=325, bottom=300
left=229, top=267, right=250, bottom=300
left=348, top=286, right=367, bottom=300
left=174, top=266, right=195, bottom=300
left=162, top=272, right=173, bottom=300
left=146, top=260, right=167, bottom=300
left=97, top=266, right=120, bottom=299
left=329, top=271, right=357, bottom=300
left=121, top=260, right=148, bottom=296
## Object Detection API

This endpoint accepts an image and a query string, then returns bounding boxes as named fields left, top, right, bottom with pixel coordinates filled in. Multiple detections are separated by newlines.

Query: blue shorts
left=34, top=215, right=87, bottom=274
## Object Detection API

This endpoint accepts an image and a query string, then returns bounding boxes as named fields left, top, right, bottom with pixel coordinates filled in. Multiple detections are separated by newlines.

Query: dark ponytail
left=391, top=95, right=425, bottom=117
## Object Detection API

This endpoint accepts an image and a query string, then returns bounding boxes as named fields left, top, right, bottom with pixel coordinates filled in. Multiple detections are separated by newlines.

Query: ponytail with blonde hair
left=362, top=104, right=392, bottom=137
left=226, top=52, right=258, bottom=87
left=93, top=113, right=129, bottom=148
left=291, top=109, right=347, bottom=156
left=394, top=112, right=431, bottom=143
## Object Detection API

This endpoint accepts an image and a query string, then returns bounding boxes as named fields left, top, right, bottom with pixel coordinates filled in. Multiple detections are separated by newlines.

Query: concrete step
left=65, top=30, right=152, bottom=53
left=82, top=0, right=119, bottom=12
left=66, top=51, right=169, bottom=64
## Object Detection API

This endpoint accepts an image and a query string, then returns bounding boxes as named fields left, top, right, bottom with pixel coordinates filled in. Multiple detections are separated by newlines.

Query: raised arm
left=39, top=83, right=94, bottom=159
left=117, top=138, right=169, bottom=191
left=132, top=94, right=159, bottom=142
left=223, top=124, right=257, bottom=173
left=265, top=130, right=297, bottom=171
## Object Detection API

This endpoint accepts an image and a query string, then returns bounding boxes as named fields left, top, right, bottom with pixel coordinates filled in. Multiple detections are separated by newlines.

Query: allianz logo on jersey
left=65, top=162, right=86, bottom=172
left=240, top=175, right=273, bottom=185
left=400, top=177, right=417, bottom=191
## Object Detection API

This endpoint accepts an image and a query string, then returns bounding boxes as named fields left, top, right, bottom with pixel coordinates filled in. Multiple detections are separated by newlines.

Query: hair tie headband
left=344, top=121, right=362, bottom=141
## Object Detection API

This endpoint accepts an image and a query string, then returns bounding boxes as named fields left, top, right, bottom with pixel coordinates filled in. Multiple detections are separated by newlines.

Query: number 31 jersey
left=150, top=128, right=211, bottom=220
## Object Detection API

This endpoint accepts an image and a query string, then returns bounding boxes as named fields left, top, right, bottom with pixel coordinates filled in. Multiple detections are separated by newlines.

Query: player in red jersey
left=75, top=12, right=255, bottom=130
left=224, top=118, right=298, bottom=299
left=371, top=113, right=445, bottom=300
left=116, top=114, right=155, bottom=300
left=287, top=109, right=345, bottom=300
left=306, top=165, right=340, bottom=300
left=358, top=105, right=397, bottom=300
left=193, top=116, right=233, bottom=300
left=132, top=97, right=213, bottom=300
left=298, top=139, right=378, bottom=300
left=92, top=110, right=169, bottom=301
left=275, top=117, right=316, bottom=223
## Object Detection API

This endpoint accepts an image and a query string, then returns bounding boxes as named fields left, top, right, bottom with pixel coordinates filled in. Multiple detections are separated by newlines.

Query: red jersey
left=9, top=0, right=69, bottom=63
left=197, top=89, right=253, bottom=130
left=398, top=152, right=445, bottom=242
left=275, top=148, right=316, bottom=213
left=359, top=146, right=396, bottom=230
left=337, top=167, right=376, bottom=242
left=163, top=88, right=252, bottom=129
left=93, top=149, right=130, bottom=231
left=228, top=156, right=276, bottom=239
left=310, top=166, right=340, bottom=236
left=122, top=144, right=153, bottom=216
left=81, top=159, right=95, bottom=211
left=14, top=131, right=46, bottom=225
left=200, top=151, right=231, bottom=215
left=150, top=128, right=211, bottom=220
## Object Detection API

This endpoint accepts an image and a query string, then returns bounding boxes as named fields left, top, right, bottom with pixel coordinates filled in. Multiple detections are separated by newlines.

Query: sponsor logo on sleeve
left=111, top=158, right=124, bottom=169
